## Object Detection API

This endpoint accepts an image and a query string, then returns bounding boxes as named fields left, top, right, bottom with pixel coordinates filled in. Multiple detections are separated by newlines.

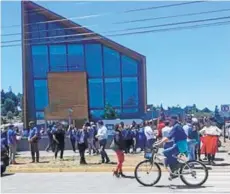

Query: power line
left=1, top=1, right=205, bottom=29
left=1, top=20, right=229, bottom=48
left=2, top=7, right=230, bottom=37
left=2, top=15, right=230, bottom=44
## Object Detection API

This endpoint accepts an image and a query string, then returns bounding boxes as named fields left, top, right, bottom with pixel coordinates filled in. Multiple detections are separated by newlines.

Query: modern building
left=22, top=1, right=147, bottom=128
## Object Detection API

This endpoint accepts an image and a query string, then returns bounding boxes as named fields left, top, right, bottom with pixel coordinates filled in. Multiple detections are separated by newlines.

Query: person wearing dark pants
left=28, top=121, right=40, bottom=163
left=45, top=125, right=55, bottom=152
left=68, top=125, right=77, bottom=153
left=96, top=121, right=110, bottom=164
left=53, top=123, right=65, bottom=160
left=76, top=124, right=89, bottom=165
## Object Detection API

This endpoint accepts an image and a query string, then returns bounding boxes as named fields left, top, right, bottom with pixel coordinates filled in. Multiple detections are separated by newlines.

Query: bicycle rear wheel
left=134, top=160, right=161, bottom=186
left=179, top=160, right=209, bottom=187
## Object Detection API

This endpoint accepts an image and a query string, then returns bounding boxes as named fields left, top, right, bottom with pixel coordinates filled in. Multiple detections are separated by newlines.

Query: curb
left=7, top=166, right=168, bottom=173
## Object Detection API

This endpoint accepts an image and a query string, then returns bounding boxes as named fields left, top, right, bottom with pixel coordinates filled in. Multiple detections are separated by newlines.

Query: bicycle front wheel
left=134, top=160, right=161, bottom=186
left=180, top=160, right=209, bottom=187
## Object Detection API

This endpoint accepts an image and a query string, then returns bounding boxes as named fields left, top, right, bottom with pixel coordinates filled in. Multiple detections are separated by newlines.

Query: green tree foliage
left=3, top=98, right=15, bottom=113
left=103, top=103, right=118, bottom=119
left=1, top=88, right=22, bottom=119
left=7, top=111, right=14, bottom=120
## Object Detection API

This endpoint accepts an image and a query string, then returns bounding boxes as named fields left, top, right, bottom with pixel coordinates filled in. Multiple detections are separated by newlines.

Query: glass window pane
left=122, top=108, right=138, bottom=113
left=105, top=78, right=121, bottom=107
left=68, top=44, right=85, bottom=71
left=85, top=44, right=102, bottom=77
left=32, top=45, right=49, bottom=78
left=90, top=109, right=104, bottom=119
left=36, top=112, right=45, bottom=119
left=49, top=45, right=67, bottom=72
left=122, top=77, right=138, bottom=107
left=34, top=80, right=48, bottom=110
left=122, top=55, right=138, bottom=76
left=103, top=46, right=120, bottom=77
left=88, top=79, right=104, bottom=108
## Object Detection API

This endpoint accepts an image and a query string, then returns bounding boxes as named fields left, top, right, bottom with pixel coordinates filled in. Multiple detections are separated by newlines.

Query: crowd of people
left=0, top=115, right=224, bottom=178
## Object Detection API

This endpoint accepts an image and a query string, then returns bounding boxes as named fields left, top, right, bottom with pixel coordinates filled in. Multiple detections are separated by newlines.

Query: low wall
left=17, top=136, right=114, bottom=151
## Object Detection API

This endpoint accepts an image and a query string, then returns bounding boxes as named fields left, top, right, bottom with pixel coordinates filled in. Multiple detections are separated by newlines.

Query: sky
left=1, top=1, right=230, bottom=110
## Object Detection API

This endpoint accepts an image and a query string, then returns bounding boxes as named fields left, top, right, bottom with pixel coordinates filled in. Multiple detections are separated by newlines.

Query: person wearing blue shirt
left=157, top=116, right=188, bottom=179
left=68, top=125, right=77, bottom=153
left=183, top=117, right=198, bottom=161
left=7, top=124, right=17, bottom=164
left=45, top=125, right=55, bottom=152
left=76, top=125, right=89, bottom=165
left=28, top=121, right=40, bottom=163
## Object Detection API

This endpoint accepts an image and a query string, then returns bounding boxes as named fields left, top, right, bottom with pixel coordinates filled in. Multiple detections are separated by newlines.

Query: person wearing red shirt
left=157, top=119, right=165, bottom=139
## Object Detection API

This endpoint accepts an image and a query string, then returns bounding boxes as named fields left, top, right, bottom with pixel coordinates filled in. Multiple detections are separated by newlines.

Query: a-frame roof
left=22, top=1, right=145, bottom=61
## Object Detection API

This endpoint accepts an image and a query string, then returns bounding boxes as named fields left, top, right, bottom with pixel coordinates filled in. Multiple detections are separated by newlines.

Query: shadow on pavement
left=171, top=185, right=213, bottom=190
left=214, top=158, right=225, bottom=161
left=212, top=163, right=230, bottom=167
left=38, top=161, right=50, bottom=164
left=1, top=173, right=15, bottom=178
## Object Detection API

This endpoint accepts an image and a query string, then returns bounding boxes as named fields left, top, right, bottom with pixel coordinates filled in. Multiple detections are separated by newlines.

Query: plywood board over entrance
left=45, top=72, right=88, bottom=120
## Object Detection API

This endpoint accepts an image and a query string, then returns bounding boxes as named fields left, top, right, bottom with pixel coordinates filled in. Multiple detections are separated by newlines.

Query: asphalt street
left=1, top=171, right=230, bottom=193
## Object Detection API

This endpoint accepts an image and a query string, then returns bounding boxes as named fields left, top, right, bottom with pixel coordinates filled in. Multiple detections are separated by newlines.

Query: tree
left=1, top=106, right=7, bottom=116
left=103, top=103, right=118, bottom=119
left=5, top=91, right=18, bottom=107
left=14, top=107, right=19, bottom=116
left=3, top=98, right=15, bottom=113
left=1, top=89, right=5, bottom=104
left=7, top=111, right=14, bottom=120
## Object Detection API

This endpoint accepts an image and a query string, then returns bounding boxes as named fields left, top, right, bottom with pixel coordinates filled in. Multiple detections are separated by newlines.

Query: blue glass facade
left=23, top=1, right=146, bottom=124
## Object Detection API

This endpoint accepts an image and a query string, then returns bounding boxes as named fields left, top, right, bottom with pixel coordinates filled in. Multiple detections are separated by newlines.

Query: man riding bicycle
left=156, top=116, right=188, bottom=179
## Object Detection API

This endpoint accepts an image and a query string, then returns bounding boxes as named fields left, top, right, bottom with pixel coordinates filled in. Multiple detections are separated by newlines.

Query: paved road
left=1, top=170, right=230, bottom=193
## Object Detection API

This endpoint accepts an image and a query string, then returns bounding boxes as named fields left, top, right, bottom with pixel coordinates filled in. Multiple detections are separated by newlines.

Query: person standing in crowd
left=76, top=124, right=89, bottom=165
left=91, top=122, right=99, bottom=155
left=183, top=117, right=198, bottom=161
left=86, top=122, right=96, bottom=155
left=53, top=123, right=65, bottom=160
left=199, top=117, right=222, bottom=165
left=96, top=120, right=110, bottom=164
left=144, top=121, right=156, bottom=149
left=28, top=121, right=40, bottom=163
left=45, top=124, right=55, bottom=152
left=137, top=124, right=146, bottom=151
left=111, top=124, right=125, bottom=177
left=7, top=124, right=17, bottom=164
left=68, top=125, right=77, bottom=153
left=157, top=118, right=165, bottom=139
left=192, top=118, right=202, bottom=161
left=124, top=126, right=134, bottom=154
left=162, top=120, right=172, bottom=139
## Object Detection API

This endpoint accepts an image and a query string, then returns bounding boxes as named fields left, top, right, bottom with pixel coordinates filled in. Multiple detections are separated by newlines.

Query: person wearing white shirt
left=96, top=120, right=110, bottom=163
left=199, top=118, right=222, bottom=165
left=144, top=121, right=156, bottom=149
left=162, top=121, right=172, bottom=138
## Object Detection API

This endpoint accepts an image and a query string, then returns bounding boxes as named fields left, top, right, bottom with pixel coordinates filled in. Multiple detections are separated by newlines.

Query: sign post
left=221, top=105, right=230, bottom=143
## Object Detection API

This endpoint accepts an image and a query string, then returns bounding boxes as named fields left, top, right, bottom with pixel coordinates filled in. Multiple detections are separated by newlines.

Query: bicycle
left=134, top=144, right=209, bottom=187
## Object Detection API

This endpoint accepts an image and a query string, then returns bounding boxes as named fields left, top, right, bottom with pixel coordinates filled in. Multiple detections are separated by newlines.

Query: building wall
left=46, top=72, right=88, bottom=120
left=22, top=2, right=147, bottom=126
